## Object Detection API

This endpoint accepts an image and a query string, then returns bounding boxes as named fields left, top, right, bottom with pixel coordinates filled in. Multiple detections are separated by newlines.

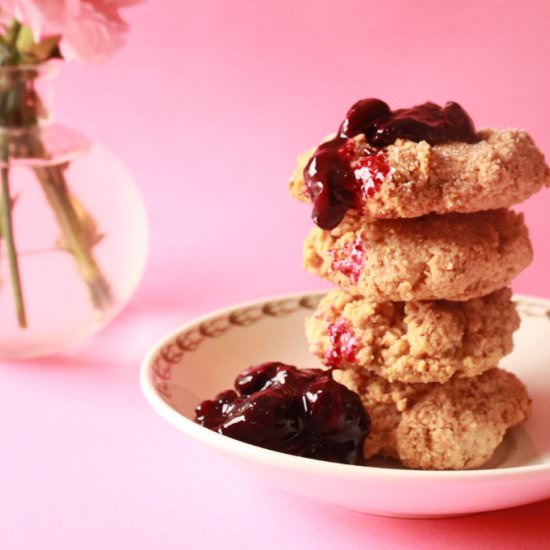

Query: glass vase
left=0, top=63, right=148, bottom=358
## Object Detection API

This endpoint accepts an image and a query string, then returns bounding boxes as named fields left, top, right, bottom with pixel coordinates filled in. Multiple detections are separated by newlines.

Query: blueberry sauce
left=325, top=319, right=359, bottom=368
left=304, top=99, right=478, bottom=229
left=195, top=362, right=370, bottom=465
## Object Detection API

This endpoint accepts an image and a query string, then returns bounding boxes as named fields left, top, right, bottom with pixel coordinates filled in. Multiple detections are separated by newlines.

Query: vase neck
left=0, top=63, right=90, bottom=167
left=0, top=62, right=58, bottom=128
left=0, top=123, right=90, bottom=168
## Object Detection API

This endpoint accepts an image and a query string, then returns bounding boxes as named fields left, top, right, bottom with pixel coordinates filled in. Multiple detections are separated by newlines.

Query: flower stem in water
left=33, top=163, right=114, bottom=311
left=0, top=143, right=27, bottom=328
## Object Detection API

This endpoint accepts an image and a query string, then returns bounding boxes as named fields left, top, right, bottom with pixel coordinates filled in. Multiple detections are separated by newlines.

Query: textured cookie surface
left=303, top=209, right=532, bottom=302
left=306, top=288, right=519, bottom=384
left=333, top=367, right=531, bottom=470
left=289, top=129, right=550, bottom=221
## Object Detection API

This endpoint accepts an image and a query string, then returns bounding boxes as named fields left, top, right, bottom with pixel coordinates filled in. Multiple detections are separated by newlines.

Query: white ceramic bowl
left=140, top=291, right=550, bottom=518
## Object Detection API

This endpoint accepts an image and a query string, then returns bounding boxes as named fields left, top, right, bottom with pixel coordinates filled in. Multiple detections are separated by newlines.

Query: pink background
left=1, top=1, right=550, bottom=548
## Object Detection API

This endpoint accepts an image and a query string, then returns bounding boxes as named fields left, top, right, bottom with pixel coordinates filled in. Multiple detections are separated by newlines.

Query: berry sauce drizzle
left=195, top=362, right=370, bottom=465
left=303, top=99, right=478, bottom=229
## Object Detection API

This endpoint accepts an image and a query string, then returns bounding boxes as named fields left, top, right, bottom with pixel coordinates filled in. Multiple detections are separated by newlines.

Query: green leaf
left=15, top=25, right=34, bottom=54
left=14, top=25, right=62, bottom=64
left=32, top=36, right=62, bottom=62
left=3, top=20, right=21, bottom=48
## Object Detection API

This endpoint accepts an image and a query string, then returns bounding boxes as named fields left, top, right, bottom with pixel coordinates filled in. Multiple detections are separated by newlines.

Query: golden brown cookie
left=289, top=129, right=550, bottom=221
left=306, top=288, right=519, bottom=384
left=303, top=209, right=532, bottom=302
left=333, top=367, right=531, bottom=470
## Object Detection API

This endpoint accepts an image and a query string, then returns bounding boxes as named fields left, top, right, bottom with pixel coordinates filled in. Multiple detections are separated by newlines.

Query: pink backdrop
left=56, top=0, right=550, bottom=312
left=1, top=1, right=550, bottom=548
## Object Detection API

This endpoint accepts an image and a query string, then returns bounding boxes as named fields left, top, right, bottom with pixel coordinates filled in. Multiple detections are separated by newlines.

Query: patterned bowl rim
left=140, top=290, right=550, bottom=480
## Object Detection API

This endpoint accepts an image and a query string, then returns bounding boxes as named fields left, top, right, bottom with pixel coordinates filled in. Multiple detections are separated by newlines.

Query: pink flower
left=0, top=0, right=142, bottom=63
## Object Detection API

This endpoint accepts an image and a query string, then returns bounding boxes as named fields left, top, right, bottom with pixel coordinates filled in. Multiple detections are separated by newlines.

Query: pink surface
left=1, top=1, right=550, bottom=548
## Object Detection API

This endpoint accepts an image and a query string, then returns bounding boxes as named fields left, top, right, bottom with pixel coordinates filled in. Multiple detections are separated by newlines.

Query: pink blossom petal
left=0, top=0, right=139, bottom=63
left=61, top=2, right=127, bottom=63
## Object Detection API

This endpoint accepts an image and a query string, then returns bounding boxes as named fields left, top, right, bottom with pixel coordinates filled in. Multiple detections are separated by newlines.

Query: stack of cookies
left=288, top=99, right=550, bottom=470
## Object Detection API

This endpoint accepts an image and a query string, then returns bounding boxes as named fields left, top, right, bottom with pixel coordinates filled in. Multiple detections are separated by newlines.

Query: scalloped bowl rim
left=140, top=290, right=550, bottom=481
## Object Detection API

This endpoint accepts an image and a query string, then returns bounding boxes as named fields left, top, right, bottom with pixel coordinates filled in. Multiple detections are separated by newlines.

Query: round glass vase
left=0, top=63, right=148, bottom=358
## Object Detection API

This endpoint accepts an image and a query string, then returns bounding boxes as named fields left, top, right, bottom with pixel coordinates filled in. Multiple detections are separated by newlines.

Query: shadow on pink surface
left=275, top=490, right=550, bottom=548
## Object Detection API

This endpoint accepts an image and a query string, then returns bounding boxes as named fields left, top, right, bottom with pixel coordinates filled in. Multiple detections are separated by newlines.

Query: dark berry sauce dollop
left=304, top=99, right=478, bottom=229
left=195, top=362, right=370, bottom=465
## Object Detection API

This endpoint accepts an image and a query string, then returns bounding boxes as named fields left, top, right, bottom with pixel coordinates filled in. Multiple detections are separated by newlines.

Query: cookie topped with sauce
left=288, top=99, right=550, bottom=226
